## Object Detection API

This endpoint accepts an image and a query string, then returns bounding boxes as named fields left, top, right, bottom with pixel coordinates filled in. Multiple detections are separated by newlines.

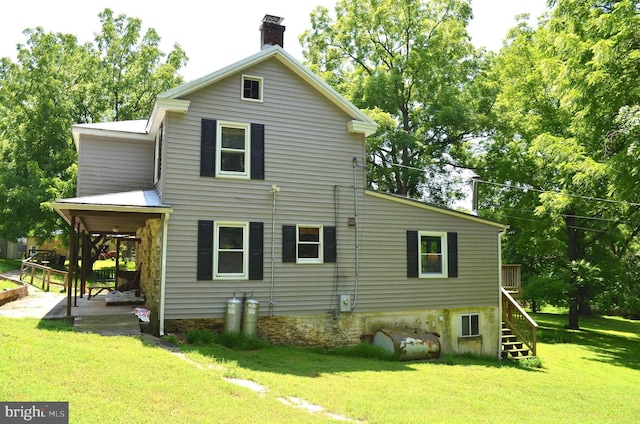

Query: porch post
left=66, top=215, right=76, bottom=317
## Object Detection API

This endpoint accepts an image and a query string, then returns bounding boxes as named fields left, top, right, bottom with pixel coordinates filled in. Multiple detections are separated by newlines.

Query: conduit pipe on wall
left=269, top=184, right=280, bottom=317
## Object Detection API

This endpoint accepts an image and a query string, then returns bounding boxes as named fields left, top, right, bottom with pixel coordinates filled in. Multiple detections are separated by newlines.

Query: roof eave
left=365, top=190, right=509, bottom=230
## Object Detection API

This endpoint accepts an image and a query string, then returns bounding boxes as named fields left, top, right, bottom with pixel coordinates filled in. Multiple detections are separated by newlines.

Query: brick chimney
left=260, top=15, right=285, bottom=49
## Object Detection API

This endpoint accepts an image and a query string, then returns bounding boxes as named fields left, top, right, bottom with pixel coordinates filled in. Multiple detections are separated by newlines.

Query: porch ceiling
left=50, top=190, right=172, bottom=234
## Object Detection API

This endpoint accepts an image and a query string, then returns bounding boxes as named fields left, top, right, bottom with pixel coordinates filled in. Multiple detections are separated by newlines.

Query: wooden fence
left=20, top=260, right=68, bottom=292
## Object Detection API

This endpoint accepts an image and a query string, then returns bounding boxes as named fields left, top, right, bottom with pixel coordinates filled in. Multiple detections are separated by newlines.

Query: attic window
left=242, top=75, right=263, bottom=102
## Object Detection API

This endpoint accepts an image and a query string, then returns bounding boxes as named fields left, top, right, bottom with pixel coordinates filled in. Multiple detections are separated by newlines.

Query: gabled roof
left=71, top=45, right=377, bottom=146
left=365, top=190, right=508, bottom=230
left=157, top=45, right=377, bottom=136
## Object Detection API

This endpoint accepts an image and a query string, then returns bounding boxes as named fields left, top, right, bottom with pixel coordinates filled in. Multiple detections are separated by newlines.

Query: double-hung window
left=217, top=122, right=250, bottom=178
left=282, top=225, right=337, bottom=264
left=197, top=220, right=263, bottom=281
left=200, top=119, right=264, bottom=180
left=214, top=222, right=248, bottom=279
left=419, top=231, right=447, bottom=277
left=297, top=225, right=323, bottom=264
left=407, top=231, right=458, bottom=278
left=461, top=313, right=480, bottom=337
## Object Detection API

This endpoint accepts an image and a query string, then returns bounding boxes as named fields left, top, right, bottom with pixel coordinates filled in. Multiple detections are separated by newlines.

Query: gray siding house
left=53, top=17, right=507, bottom=357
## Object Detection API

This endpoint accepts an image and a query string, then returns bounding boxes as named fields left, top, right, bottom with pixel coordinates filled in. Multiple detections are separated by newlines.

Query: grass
left=0, top=279, right=21, bottom=290
left=0, top=258, right=21, bottom=273
left=1, top=313, right=639, bottom=423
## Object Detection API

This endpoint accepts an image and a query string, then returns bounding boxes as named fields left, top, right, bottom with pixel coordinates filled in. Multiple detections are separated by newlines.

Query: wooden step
left=502, top=341, right=524, bottom=349
left=502, top=347, right=531, bottom=358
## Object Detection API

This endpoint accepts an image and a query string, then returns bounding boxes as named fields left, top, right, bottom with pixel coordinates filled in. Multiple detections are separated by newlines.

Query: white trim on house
left=365, top=190, right=508, bottom=230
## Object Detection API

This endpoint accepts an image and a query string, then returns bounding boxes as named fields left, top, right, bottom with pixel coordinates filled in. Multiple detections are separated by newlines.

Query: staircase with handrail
left=501, top=265, right=538, bottom=359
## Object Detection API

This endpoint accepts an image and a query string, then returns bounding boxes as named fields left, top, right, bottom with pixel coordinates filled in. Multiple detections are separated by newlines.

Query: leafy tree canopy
left=301, top=0, right=487, bottom=204
left=0, top=9, right=187, bottom=242
left=478, top=0, right=640, bottom=327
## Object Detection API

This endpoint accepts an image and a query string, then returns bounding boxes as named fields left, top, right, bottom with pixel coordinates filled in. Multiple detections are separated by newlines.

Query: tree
left=300, top=0, right=485, bottom=204
left=0, top=9, right=187, bottom=242
left=477, top=0, right=640, bottom=328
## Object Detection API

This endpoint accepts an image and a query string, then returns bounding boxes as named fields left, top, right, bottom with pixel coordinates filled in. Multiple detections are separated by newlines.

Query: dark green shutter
left=282, top=225, right=296, bottom=262
left=201, top=119, right=216, bottom=176
left=447, top=232, right=458, bottom=278
left=251, top=123, right=265, bottom=180
left=323, top=226, right=337, bottom=263
left=249, top=222, right=264, bottom=280
left=407, top=231, right=418, bottom=278
left=197, top=220, right=214, bottom=280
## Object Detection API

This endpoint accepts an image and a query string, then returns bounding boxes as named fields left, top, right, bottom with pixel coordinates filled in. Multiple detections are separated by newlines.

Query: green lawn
left=0, top=279, right=21, bottom=290
left=1, top=314, right=639, bottom=423
left=0, top=258, right=21, bottom=274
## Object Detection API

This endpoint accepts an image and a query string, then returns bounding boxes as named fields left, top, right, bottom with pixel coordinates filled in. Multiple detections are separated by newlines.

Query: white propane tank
left=224, top=297, right=242, bottom=334
left=242, top=298, right=259, bottom=337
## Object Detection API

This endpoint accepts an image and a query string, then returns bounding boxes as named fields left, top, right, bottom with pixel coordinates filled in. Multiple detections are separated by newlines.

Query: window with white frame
left=419, top=231, right=447, bottom=277
left=297, top=225, right=323, bottom=264
left=461, top=313, right=480, bottom=337
left=216, top=121, right=250, bottom=178
left=241, top=75, right=263, bottom=102
left=214, top=222, right=248, bottom=279
left=154, top=122, right=164, bottom=183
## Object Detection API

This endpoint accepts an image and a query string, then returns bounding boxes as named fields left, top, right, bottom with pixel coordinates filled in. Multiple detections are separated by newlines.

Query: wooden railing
left=502, top=287, right=537, bottom=356
left=502, top=264, right=521, bottom=293
left=20, top=259, right=68, bottom=292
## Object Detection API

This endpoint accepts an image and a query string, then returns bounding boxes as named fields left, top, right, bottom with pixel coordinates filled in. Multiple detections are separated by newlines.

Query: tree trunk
left=568, top=301, right=580, bottom=330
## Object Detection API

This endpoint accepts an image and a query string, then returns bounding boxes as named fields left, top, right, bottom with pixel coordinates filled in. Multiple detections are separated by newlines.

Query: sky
left=0, top=0, right=550, bottom=82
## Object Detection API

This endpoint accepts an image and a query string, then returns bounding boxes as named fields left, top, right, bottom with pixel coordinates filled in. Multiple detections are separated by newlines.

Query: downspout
left=269, top=184, right=280, bottom=317
left=159, top=212, right=170, bottom=336
left=497, top=228, right=506, bottom=359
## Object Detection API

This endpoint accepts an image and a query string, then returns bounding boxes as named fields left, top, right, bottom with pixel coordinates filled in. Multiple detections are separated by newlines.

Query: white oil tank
left=224, top=297, right=242, bottom=334
left=242, top=298, right=259, bottom=337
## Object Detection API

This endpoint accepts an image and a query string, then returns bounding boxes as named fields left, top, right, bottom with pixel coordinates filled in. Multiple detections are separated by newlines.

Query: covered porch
left=50, top=190, right=172, bottom=334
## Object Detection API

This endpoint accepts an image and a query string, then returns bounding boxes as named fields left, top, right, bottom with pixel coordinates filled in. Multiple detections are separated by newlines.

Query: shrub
left=518, top=357, right=543, bottom=369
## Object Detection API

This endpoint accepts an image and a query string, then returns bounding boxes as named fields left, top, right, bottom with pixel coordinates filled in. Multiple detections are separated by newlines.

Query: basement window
left=461, top=313, right=479, bottom=337
left=241, top=75, right=263, bottom=102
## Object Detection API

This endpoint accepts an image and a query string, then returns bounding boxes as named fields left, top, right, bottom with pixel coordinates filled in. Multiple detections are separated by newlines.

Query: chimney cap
left=262, top=15, right=284, bottom=25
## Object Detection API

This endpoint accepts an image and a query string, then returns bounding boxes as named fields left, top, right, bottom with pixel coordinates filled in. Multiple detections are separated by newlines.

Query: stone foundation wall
left=136, top=218, right=162, bottom=331
left=164, top=306, right=500, bottom=357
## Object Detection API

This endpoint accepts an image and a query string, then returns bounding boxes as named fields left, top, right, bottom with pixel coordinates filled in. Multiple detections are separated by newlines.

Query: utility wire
left=477, top=179, right=640, bottom=207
